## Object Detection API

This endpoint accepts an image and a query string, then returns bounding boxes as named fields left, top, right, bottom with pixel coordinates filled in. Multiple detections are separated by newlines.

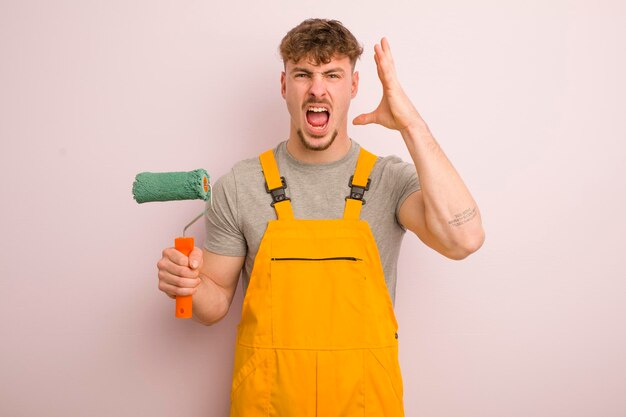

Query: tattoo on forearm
left=448, top=207, right=477, bottom=227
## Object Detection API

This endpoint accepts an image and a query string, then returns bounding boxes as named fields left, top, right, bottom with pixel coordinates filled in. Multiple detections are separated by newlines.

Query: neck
left=286, top=128, right=352, bottom=164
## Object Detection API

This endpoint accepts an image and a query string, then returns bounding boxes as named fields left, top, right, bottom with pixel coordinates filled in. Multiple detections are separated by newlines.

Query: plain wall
left=1, top=1, right=625, bottom=416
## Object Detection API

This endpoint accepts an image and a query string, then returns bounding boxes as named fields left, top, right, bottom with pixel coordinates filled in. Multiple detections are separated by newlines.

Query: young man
left=157, top=19, right=484, bottom=416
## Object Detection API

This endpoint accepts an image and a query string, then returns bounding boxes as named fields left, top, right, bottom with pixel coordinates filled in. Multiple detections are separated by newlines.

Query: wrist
left=400, top=117, right=432, bottom=144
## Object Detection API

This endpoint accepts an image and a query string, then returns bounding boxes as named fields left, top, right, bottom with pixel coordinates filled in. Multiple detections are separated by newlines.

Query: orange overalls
left=229, top=147, right=404, bottom=417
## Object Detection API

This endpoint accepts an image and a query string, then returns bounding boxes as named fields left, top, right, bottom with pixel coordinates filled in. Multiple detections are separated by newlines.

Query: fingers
left=157, top=247, right=202, bottom=298
left=158, top=271, right=200, bottom=297
left=380, top=37, right=391, bottom=53
left=373, top=37, right=398, bottom=89
left=161, top=246, right=191, bottom=267
left=376, top=37, right=392, bottom=61
left=188, top=246, right=204, bottom=270
left=352, top=112, right=375, bottom=126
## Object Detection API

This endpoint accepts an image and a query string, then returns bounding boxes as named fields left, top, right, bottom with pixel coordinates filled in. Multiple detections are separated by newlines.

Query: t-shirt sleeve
left=203, top=170, right=247, bottom=257
left=387, top=158, right=421, bottom=221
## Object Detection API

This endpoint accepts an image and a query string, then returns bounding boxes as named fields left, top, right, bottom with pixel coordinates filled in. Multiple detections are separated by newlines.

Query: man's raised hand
left=353, top=37, right=421, bottom=133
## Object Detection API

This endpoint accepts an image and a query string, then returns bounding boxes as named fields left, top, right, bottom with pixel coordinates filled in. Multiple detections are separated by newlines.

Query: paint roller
left=132, top=169, right=211, bottom=319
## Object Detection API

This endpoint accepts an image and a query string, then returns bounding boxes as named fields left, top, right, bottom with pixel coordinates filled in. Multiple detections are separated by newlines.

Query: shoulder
left=369, top=151, right=418, bottom=185
left=365, top=149, right=421, bottom=215
left=231, top=154, right=263, bottom=178
left=229, top=142, right=286, bottom=179
left=214, top=153, right=264, bottom=191
left=375, top=153, right=409, bottom=169
left=354, top=142, right=410, bottom=171
left=212, top=149, right=280, bottom=212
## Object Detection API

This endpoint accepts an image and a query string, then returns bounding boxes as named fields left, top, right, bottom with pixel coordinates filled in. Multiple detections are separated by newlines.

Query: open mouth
left=305, top=106, right=330, bottom=131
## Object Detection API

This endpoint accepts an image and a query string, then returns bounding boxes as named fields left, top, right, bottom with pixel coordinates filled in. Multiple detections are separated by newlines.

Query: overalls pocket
left=364, top=346, right=405, bottom=416
left=230, top=346, right=271, bottom=416
left=270, top=257, right=368, bottom=349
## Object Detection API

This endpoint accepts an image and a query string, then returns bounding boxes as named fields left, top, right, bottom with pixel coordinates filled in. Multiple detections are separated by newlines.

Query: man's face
left=281, top=55, right=359, bottom=151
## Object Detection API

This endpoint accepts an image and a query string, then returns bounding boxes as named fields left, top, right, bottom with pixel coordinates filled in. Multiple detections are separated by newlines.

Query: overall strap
left=259, top=149, right=294, bottom=220
left=343, top=148, right=377, bottom=220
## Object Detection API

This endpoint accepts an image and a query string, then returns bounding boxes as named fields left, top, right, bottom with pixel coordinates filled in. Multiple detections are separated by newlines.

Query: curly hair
left=279, top=19, right=363, bottom=69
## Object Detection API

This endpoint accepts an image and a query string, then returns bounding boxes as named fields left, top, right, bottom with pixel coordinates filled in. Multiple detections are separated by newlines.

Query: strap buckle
left=265, top=176, right=290, bottom=206
left=346, top=175, right=371, bottom=205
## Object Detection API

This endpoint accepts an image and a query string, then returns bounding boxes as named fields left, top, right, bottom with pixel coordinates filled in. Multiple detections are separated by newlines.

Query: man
left=157, top=19, right=484, bottom=416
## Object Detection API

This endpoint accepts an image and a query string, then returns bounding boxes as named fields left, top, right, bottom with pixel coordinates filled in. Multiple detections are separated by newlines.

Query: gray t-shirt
left=204, top=140, right=420, bottom=304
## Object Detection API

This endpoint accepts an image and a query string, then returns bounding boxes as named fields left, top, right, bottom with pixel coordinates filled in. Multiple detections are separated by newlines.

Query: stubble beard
left=296, top=129, right=339, bottom=151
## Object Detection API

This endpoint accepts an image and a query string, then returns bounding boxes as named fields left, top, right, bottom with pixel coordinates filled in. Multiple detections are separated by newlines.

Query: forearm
left=401, top=118, right=484, bottom=253
left=191, top=274, right=232, bottom=325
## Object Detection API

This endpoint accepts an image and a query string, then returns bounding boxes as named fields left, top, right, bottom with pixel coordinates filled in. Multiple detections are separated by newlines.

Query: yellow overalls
left=229, top=147, right=404, bottom=417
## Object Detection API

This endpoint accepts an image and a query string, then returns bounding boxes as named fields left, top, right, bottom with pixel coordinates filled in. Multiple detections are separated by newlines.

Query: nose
left=308, top=74, right=327, bottom=98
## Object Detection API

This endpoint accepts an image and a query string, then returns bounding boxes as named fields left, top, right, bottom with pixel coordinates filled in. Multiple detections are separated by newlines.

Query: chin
left=297, top=129, right=338, bottom=151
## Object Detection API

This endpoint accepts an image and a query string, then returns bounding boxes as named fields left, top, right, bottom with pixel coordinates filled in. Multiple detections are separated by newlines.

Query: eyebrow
left=291, top=67, right=346, bottom=75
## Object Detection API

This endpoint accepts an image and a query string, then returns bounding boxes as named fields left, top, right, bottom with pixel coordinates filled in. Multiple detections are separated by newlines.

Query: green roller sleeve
left=132, top=169, right=210, bottom=203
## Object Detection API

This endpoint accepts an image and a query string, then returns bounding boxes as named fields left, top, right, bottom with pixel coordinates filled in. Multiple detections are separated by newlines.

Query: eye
left=295, top=73, right=309, bottom=78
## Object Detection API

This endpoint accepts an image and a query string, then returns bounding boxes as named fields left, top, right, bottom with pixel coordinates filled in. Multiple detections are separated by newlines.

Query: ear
left=280, top=71, right=286, bottom=98
left=351, top=71, right=359, bottom=98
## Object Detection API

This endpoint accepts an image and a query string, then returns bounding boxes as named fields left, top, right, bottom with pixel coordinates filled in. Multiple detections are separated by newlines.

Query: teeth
left=308, top=107, right=328, bottom=113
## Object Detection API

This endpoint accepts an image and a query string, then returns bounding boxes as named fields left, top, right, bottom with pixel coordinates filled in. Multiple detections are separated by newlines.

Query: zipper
left=271, top=257, right=362, bottom=261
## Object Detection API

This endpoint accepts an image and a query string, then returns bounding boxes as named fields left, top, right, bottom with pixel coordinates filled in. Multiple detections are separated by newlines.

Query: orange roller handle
left=174, top=237, right=194, bottom=319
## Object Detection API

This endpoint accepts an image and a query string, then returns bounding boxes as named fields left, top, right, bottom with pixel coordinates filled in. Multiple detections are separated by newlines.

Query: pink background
left=1, top=1, right=625, bottom=416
